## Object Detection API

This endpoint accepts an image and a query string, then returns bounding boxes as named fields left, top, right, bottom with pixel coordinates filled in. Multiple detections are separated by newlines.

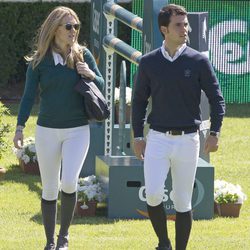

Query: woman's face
left=54, top=15, right=80, bottom=49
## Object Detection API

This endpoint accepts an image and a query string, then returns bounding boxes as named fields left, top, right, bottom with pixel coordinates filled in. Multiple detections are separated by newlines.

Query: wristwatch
left=209, top=131, right=220, bottom=137
left=15, top=125, right=24, bottom=133
left=134, top=137, right=145, bottom=141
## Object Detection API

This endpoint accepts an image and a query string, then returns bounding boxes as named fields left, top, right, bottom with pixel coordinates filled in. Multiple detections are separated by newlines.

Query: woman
left=13, top=6, right=104, bottom=250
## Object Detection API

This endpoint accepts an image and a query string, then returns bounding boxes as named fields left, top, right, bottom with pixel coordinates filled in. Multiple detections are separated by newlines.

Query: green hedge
left=0, top=102, right=10, bottom=159
left=0, top=2, right=91, bottom=87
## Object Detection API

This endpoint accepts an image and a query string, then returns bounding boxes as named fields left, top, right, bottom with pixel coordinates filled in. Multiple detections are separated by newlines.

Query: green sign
left=170, top=0, right=250, bottom=103
left=96, top=156, right=214, bottom=220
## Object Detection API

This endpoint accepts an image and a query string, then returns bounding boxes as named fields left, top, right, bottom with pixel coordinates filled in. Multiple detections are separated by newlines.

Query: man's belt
left=155, top=127, right=198, bottom=136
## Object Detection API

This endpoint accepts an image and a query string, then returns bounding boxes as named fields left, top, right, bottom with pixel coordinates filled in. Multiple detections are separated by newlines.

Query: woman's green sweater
left=17, top=49, right=104, bottom=128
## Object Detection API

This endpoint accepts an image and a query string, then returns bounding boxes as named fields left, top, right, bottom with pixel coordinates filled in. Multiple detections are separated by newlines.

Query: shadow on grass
left=31, top=204, right=117, bottom=226
left=2, top=163, right=42, bottom=195
left=2, top=164, right=117, bottom=226
left=1, top=164, right=43, bottom=223
left=72, top=215, right=117, bottom=226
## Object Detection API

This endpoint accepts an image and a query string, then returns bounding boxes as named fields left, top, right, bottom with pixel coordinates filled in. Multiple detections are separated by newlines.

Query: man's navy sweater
left=132, top=46, right=225, bottom=137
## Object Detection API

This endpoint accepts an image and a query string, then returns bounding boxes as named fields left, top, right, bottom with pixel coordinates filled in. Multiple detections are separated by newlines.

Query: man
left=132, top=4, right=225, bottom=250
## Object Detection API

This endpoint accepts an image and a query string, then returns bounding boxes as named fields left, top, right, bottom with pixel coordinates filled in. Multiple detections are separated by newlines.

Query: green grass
left=0, top=103, right=250, bottom=250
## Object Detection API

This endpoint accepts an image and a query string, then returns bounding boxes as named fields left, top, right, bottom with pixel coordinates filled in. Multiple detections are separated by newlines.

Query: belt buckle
left=170, top=130, right=184, bottom=136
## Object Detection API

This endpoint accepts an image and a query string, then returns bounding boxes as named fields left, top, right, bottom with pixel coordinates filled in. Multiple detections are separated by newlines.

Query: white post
left=103, top=9, right=115, bottom=156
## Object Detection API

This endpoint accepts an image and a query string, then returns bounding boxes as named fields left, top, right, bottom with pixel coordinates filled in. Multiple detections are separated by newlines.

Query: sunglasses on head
left=63, top=23, right=80, bottom=31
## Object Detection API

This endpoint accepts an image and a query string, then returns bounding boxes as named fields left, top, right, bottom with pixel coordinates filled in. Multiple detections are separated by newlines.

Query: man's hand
left=133, top=139, right=146, bottom=160
left=204, top=135, right=219, bottom=154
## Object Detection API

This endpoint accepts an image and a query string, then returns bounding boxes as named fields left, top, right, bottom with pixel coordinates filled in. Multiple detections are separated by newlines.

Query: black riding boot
left=175, top=210, right=193, bottom=250
left=41, top=198, right=57, bottom=250
left=56, top=191, right=77, bottom=250
left=147, top=203, right=172, bottom=249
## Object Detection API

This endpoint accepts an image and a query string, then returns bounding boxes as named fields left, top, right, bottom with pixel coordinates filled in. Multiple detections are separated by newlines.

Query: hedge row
left=0, top=2, right=91, bottom=87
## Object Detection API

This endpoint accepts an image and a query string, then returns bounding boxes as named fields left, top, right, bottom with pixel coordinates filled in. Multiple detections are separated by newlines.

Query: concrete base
left=96, top=156, right=214, bottom=220
left=81, top=123, right=133, bottom=177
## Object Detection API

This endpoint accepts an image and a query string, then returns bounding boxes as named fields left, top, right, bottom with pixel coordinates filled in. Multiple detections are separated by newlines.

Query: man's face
left=161, top=14, right=189, bottom=46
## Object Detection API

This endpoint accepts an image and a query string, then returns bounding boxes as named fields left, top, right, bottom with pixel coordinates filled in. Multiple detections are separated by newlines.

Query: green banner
left=170, top=0, right=250, bottom=103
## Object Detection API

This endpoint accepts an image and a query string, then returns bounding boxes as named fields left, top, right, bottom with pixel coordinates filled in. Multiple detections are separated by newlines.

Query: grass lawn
left=0, top=103, right=249, bottom=250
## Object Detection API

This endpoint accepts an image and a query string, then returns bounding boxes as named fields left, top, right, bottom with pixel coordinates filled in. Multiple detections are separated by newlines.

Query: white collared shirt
left=161, top=41, right=187, bottom=62
left=52, top=51, right=66, bottom=66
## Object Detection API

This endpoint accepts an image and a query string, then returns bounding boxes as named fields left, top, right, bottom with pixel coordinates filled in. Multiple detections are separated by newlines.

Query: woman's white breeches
left=35, top=125, right=90, bottom=200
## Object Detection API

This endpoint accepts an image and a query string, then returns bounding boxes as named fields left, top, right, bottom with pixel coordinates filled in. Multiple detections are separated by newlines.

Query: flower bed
left=76, top=175, right=104, bottom=216
left=214, top=179, right=247, bottom=217
left=13, top=137, right=40, bottom=175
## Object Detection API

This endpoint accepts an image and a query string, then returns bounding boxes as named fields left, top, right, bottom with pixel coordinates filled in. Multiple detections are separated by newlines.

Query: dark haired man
left=132, top=4, right=225, bottom=250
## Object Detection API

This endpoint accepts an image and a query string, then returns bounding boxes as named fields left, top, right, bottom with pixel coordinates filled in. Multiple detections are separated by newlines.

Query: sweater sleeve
left=199, top=56, right=225, bottom=132
left=17, top=63, right=39, bottom=127
left=84, top=49, right=104, bottom=92
left=132, top=58, right=151, bottom=137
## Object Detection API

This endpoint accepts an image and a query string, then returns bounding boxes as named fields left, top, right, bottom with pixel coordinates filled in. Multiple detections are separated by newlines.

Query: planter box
left=215, top=202, right=242, bottom=218
left=19, top=159, right=40, bottom=175
left=75, top=201, right=97, bottom=217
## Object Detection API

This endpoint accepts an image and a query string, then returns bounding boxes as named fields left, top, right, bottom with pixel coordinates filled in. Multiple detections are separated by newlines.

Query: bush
left=0, top=102, right=11, bottom=159
left=0, top=2, right=131, bottom=90
left=0, top=2, right=90, bottom=88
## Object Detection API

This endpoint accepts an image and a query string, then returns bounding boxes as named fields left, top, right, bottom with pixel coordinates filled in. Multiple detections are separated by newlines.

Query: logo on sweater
left=184, top=69, right=191, bottom=77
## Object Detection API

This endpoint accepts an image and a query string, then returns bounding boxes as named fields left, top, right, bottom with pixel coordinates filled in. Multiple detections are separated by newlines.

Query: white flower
left=13, top=147, right=23, bottom=159
left=28, top=144, right=36, bottom=153
left=85, top=175, right=96, bottom=184
left=80, top=204, right=89, bottom=210
left=22, top=155, right=30, bottom=164
left=77, top=175, right=104, bottom=203
left=13, top=137, right=37, bottom=164
left=125, top=87, right=132, bottom=104
left=214, top=179, right=247, bottom=204
left=32, top=155, right=37, bottom=162
left=115, top=88, right=120, bottom=103
left=115, top=87, right=132, bottom=105
left=24, top=137, right=35, bottom=145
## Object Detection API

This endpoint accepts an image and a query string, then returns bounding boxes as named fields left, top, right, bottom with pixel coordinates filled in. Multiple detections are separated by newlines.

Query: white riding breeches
left=144, top=129, right=200, bottom=212
left=35, top=125, right=90, bottom=201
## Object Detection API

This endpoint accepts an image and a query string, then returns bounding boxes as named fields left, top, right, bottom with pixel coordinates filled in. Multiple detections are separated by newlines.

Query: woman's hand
left=13, top=131, right=24, bottom=149
left=76, top=62, right=96, bottom=80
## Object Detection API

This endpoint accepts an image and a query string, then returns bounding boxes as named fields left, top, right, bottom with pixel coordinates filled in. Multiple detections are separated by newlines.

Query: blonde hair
left=25, top=6, right=85, bottom=69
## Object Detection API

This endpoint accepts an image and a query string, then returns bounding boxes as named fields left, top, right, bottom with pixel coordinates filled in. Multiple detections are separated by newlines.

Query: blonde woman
left=13, top=6, right=104, bottom=250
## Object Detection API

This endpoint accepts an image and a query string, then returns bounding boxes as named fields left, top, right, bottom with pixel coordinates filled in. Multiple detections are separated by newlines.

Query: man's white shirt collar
left=161, top=41, right=186, bottom=62
left=52, top=51, right=66, bottom=66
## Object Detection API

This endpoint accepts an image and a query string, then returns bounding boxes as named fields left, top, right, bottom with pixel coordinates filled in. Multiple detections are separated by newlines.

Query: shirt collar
left=161, top=41, right=186, bottom=62
left=52, top=51, right=66, bottom=66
